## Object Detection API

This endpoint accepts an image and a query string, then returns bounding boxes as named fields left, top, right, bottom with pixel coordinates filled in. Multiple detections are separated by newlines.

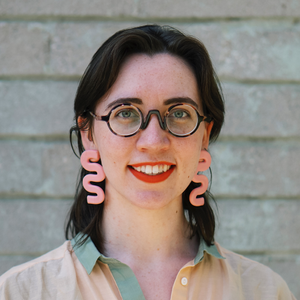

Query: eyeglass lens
left=109, top=104, right=198, bottom=136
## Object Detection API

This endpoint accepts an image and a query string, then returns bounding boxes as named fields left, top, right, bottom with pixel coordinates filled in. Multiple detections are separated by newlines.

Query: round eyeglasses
left=89, top=103, right=212, bottom=138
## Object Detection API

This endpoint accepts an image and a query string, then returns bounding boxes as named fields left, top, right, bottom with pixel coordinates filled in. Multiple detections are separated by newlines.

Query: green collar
left=194, top=237, right=225, bottom=264
left=71, top=233, right=225, bottom=275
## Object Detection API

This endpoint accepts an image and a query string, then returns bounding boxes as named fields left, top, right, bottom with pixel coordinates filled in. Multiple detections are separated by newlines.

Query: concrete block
left=0, top=140, right=80, bottom=197
left=215, top=199, right=300, bottom=252
left=139, top=0, right=300, bottom=18
left=49, top=21, right=300, bottom=80
left=1, top=0, right=300, bottom=18
left=247, top=255, right=300, bottom=299
left=0, top=0, right=138, bottom=18
left=0, top=255, right=38, bottom=276
left=0, top=199, right=72, bottom=254
left=0, top=22, right=50, bottom=76
left=0, top=80, right=77, bottom=136
left=1, top=21, right=300, bottom=81
left=47, top=21, right=139, bottom=76
left=0, top=21, right=138, bottom=76
left=210, top=140, right=300, bottom=197
left=1, top=81, right=299, bottom=139
left=221, top=83, right=300, bottom=138
left=1, top=140, right=299, bottom=198
left=181, top=21, right=300, bottom=81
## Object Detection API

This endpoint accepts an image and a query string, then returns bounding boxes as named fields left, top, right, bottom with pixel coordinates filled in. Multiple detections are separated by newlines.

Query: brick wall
left=0, top=1, right=299, bottom=297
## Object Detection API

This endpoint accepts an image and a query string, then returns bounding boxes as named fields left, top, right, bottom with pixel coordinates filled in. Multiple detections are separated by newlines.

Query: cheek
left=96, top=134, right=133, bottom=168
left=174, top=138, right=201, bottom=167
left=179, top=136, right=203, bottom=170
left=93, top=124, right=119, bottom=155
left=177, top=134, right=203, bottom=156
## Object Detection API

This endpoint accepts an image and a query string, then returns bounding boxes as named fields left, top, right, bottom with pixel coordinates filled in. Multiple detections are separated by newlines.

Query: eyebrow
left=164, top=97, right=199, bottom=109
left=105, top=97, right=199, bottom=110
left=106, top=98, right=142, bottom=110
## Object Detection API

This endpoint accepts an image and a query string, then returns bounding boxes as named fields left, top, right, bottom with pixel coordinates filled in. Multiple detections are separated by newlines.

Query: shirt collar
left=194, top=238, right=225, bottom=264
left=71, top=234, right=101, bottom=274
left=72, top=233, right=225, bottom=275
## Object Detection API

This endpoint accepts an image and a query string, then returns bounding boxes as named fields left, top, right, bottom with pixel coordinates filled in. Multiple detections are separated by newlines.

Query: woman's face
left=81, top=53, right=213, bottom=209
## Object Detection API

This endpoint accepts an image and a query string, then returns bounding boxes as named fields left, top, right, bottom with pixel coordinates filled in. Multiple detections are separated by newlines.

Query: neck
left=101, top=192, right=198, bottom=265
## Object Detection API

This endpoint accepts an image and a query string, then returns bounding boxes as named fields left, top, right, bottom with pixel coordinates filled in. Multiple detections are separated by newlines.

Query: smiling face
left=81, top=53, right=213, bottom=210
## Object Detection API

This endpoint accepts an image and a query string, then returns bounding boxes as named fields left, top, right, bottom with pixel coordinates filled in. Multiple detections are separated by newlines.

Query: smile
left=129, top=162, right=175, bottom=183
left=132, top=164, right=172, bottom=175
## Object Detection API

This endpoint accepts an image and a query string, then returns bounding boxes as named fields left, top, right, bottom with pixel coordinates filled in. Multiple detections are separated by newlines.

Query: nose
left=136, top=114, right=170, bottom=152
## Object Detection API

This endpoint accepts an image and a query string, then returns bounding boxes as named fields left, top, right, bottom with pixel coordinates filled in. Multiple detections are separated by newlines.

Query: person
left=0, top=25, right=296, bottom=300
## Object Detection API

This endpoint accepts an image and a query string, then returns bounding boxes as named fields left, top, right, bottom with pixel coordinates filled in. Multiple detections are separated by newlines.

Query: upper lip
left=130, top=161, right=174, bottom=167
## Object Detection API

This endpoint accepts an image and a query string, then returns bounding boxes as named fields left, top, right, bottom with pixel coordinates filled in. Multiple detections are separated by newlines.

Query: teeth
left=145, top=165, right=152, bottom=174
left=132, top=164, right=172, bottom=175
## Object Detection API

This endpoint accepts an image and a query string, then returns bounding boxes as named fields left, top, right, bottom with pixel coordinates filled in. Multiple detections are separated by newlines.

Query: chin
left=129, top=190, right=181, bottom=210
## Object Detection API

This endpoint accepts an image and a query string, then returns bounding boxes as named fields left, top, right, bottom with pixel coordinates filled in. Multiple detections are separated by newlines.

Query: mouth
left=128, top=162, right=175, bottom=183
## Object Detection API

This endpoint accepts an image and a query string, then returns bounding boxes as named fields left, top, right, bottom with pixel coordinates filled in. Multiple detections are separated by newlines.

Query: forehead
left=99, top=53, right=201, bottom=111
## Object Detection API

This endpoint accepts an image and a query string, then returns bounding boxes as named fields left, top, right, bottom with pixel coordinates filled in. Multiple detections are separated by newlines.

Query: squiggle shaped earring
left=80, top=150, right=105, bottom=205
left=189, top=150, right=211, bottom=207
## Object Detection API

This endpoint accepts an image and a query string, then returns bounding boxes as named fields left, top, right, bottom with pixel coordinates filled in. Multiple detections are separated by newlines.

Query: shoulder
left=0, top=240, right=73, bottom=282
left=216, top=243, right=280, bottom=279
left=0, top=241, right=81, bottom=300
left=213, top=242, right=296, bottom=300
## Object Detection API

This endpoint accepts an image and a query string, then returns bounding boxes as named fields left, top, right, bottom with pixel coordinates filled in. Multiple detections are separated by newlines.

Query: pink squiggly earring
left=80, top=150, right=105, bottom=205
left=189, top=150, right=211, bottom=206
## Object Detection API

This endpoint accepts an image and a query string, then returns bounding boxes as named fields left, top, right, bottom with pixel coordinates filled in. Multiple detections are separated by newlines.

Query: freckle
left=176, top=211, right=178, bottom=213
left=157, top=248, right=160, bottom=251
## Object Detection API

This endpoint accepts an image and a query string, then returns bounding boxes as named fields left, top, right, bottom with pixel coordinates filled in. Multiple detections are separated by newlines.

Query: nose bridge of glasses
left=141, top=110, right=166, bottom=131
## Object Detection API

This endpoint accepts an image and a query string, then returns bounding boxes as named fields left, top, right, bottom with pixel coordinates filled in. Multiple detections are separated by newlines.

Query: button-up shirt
left=0, top=234, right=296, bottom=300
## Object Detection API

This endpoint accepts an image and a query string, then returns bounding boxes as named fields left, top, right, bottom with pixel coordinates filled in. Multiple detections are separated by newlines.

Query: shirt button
left=181, top=277, right=188, bottom=286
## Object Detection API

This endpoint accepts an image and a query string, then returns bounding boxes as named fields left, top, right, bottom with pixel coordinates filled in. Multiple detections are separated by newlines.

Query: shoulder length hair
left=65, top=24, right=225, bottom=253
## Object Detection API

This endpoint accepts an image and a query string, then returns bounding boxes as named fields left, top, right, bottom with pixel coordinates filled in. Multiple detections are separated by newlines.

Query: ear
left=201, top=121, right=214, bottom=150
left=78, top=116, right=97, bottom=151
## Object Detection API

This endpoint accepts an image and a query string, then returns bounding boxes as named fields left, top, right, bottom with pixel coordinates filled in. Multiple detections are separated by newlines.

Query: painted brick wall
left=0, top=1, right=299, bottom=298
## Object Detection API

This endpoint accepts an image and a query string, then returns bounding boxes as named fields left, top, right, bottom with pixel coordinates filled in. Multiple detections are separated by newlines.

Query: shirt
left=0, top=234, right=296, bottom=300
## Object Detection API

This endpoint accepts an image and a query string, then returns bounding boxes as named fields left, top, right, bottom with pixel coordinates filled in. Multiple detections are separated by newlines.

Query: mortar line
left=0, top=15, right=299, bottom=23
left=0, top=75, right=299, bottom=85
left=0, top=195, right=299, bottom=201
left=1, top=135, right=300, bottom=143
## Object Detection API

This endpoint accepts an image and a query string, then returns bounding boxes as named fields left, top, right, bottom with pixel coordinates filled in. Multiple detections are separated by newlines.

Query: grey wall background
left=0, top=0, right=300, bottom=298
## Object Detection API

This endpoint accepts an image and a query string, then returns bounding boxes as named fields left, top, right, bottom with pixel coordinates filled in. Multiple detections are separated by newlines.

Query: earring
left=80, top=150, right=105, bottom=205
left=189, top=150, right=211, bottom=207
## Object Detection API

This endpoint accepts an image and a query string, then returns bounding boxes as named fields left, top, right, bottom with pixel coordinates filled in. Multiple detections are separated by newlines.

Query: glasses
left=89, top=103, right=212, bottom=138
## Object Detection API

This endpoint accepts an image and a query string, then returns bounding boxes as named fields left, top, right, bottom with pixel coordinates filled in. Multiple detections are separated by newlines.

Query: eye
left=115, top=108, right=139, bottom=119
left=118, top=110, right=133, bottom=118
left=173, top=110, right=187, bottom=118
left=169, top=108, right=191, bottom=120
left=111, top=107, right=141, bottom=128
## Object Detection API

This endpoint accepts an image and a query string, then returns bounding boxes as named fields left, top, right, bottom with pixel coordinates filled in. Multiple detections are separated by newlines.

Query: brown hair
left=65, top=24, right=225, bottom=252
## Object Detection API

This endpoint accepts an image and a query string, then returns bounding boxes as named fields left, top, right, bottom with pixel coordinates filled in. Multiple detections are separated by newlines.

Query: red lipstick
left=129, top=162, right=174, bottom=183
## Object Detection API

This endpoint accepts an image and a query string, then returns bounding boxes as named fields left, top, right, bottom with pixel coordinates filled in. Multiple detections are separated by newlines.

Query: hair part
left=66, top=24, right=225, bottom=252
